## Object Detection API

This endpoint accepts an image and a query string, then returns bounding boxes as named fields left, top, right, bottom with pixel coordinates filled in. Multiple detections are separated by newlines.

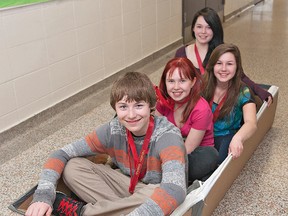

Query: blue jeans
left=187, top=146, right=219, bottom=184
left=214, top=133, right=235, bottom=164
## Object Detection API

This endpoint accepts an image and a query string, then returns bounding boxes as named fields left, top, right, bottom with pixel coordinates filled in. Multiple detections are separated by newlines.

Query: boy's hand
left=25, top=202, right=52, bottom=216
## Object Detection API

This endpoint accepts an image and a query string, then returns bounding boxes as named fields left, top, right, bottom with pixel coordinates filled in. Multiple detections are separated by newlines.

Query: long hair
left=110, top=72, right=157, bottom=111
left=191, top=7, right=224, bottom=67
left=158, top=57, right=203, bottom=123
left=203, top=43, right=245, bottom=120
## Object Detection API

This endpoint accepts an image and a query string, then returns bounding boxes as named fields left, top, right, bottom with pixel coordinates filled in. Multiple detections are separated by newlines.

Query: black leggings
left=187, top=146, right=219, bottom=184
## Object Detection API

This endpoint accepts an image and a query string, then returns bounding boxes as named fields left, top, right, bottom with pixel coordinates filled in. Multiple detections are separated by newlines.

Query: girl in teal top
left=212, top=86, right=254, bottom=137
left=204, top=44, right=257, bottom=164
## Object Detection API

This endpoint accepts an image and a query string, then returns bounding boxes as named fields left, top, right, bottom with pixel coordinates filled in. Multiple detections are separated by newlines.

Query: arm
left=184, top=99, right=213, bottom=153
left=184, top=129, right=206, bottom=154
left=241, top=72, right=273, bottom=106
left=157, top=109, right=208, bottom=154
left=25, top=148, right=70, bottom=216
left=26, top=129, right=106, bottom=216
left=152, top=144, right=187, bottom=215
left=229, top=102, right=257, bottom=159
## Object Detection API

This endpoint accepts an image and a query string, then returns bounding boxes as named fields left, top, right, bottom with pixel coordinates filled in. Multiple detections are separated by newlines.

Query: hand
left=25, top=202, right=52, bottom=216
left=266, top=96, right=273, bottom=107
left=228, top=138, right=243, bottom=159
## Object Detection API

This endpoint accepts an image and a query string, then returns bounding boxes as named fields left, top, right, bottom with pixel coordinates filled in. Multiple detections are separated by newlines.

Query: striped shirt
left=33, top=116, right=187, bottom=215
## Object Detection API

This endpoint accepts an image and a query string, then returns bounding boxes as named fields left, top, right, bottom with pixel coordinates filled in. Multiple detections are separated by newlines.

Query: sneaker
left=52, top=191, right=84, bottom=216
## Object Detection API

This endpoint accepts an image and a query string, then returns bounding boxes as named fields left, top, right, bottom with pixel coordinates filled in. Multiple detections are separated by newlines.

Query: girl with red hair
left=155, top=57, right=218, bottom=184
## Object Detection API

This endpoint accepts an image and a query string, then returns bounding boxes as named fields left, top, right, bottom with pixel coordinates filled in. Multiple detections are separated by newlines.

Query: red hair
left=158, top=57, right=204, bottom=123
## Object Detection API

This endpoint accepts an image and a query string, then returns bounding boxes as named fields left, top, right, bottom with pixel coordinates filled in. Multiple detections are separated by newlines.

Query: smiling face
left=193, top=16, right=214, bottom=45
left=115, top=97, right=151, bottom=136
left=213, top=52, right=237, bottom=84
left=165, top=68, right=196, bottom=102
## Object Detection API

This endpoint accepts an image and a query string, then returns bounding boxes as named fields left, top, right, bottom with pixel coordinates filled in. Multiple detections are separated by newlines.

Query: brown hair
left=203, top=43, right=245, bottom=119
left=110, top=72, right=157, bottom=110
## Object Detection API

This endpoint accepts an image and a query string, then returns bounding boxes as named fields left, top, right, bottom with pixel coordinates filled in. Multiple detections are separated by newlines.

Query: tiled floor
left=1, top=0, right=288, bottom=215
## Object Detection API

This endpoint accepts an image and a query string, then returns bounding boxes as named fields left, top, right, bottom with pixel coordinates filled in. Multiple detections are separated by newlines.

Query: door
left=182, top=0, right=205, bottom=44
left=206, top=0, right=224, bottom=22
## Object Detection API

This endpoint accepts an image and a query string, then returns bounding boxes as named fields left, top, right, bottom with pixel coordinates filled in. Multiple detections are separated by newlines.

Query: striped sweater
left=32, top=116, right=187, bottom=215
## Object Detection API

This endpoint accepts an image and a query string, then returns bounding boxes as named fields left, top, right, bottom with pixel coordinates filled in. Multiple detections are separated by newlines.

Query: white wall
left=224, top=0, right=254, bottom=17
left=0, top=0, right=182, bottom=133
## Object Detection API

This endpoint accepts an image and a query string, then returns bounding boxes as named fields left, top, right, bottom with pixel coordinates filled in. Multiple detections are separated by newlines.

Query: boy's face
left=115, top=96, right=151, bottom=136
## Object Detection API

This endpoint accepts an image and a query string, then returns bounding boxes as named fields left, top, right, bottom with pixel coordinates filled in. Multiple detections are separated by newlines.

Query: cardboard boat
left=9, top=85, right=279, bottom=216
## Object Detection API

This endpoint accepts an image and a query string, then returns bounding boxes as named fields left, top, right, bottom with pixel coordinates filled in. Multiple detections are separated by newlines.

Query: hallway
left=1, top=0, right=287, bottom=215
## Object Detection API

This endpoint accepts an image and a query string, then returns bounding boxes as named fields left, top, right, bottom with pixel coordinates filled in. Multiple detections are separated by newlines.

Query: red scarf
left=154, top=85, right=190, bottom=111
left=194, top=44, right=205, bottom=75
left=126, top=116, right=154, bottom=194
left=209, top=93, right=227, bottom=122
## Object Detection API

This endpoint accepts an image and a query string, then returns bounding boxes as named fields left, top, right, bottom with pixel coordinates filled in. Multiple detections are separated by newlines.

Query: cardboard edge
left=201, top=85, right=279, bottom=216
left=8, top=185, right=37, bottom=215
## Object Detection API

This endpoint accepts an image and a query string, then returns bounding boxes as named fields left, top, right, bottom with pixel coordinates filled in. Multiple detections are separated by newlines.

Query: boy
left=25, top=72, right=187, bottom=216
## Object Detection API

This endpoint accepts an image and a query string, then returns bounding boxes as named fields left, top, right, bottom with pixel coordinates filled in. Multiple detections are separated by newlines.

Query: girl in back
left=176, top=7, right=273, bottom=106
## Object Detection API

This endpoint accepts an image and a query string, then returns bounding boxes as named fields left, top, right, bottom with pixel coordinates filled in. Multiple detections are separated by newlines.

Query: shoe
left=52, top=191, right=84, bottom=216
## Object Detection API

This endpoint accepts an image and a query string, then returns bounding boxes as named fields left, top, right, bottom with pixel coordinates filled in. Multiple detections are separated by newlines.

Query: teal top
left=212, top=86, right=254, bottom=137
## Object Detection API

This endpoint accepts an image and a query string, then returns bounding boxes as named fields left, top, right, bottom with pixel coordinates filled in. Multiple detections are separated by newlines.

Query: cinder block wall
left=0, top=0, right=182, bottom=132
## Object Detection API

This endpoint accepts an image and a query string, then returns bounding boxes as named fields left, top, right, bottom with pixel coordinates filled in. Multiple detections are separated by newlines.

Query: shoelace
left=57, top=198, right=79, bottom=216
